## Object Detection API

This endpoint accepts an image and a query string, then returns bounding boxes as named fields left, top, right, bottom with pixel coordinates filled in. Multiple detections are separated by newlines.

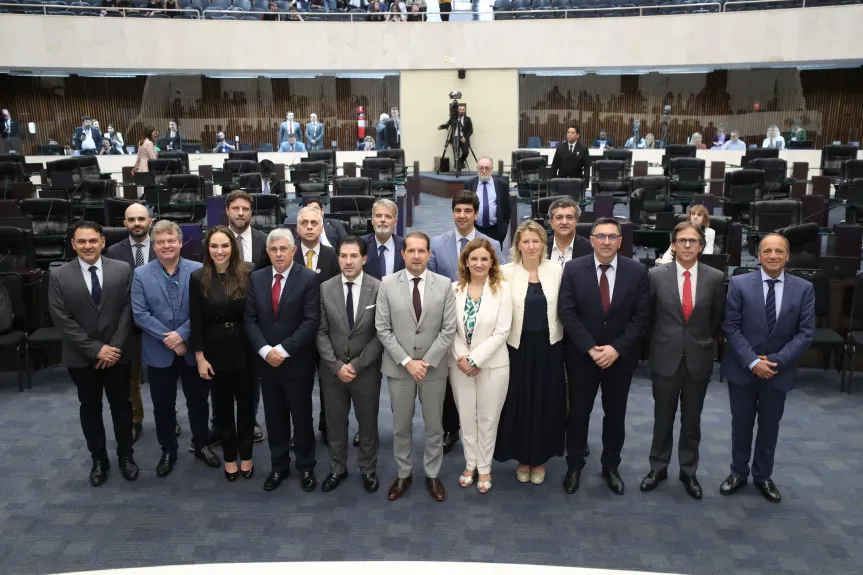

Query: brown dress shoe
left=426, top=476, right=446, bottom=502
left=387, top=476, right=412, bottom=501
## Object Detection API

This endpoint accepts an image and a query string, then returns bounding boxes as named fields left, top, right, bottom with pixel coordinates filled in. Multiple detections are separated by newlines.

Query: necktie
left=236, top=234, right=245, bottom=261
left=459, top=237, right=468, bottom=253
left=134, top=243, right=144, bottom=268
left=570, top=144, right=574, bottom=153
left=682, top=270, right=693, bottom=322
left=345, top=281, right=355, bottom=330
left=412, top=277, right=422, bottom=320
left=481, top=182, right=491, bottom=228
left=290, top=145, right=294, bottom=152
left=599, top=264, right=611, bottom=314
left=378, top=244, right=387, bottom=278
left=263, top=178, right=270, bottom=194
left=89, top=265, right=101, bottom=306
left=271, top=273, right=283, bottom=314
left=306, top=249, right=315, bottom=270
left=765, top=279, right=778, bottom=333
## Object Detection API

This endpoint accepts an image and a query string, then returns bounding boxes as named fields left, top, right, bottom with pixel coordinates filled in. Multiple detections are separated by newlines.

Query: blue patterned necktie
left=765, top=279, right=779, bottom=333
left=378, top=244, right=387, bottom=278
left=89, top=265, right=101, bottom=306
left=459, top=237, right=468, bottom=253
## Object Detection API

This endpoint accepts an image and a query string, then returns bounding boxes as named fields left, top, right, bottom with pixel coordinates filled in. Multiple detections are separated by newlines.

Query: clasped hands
left=588, top=345, right=619, bottom=370
left=163, top=331, right=186, bottom=356
left=406, top=359, right=431, bottom=381
left=752, top=355, right=778, bottom=379
left=95, top=345, right=122, bottom=369
left=456, top=356, right=480, bottom=378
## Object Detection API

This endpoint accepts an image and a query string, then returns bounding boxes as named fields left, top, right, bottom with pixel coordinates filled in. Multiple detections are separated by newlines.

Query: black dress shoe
left=353, top=432, right=360, bottom=447
left=563, top=468, right=581, bottom=494
left=387, top=476, right=412, bottom=500
left=362, top=472, right=379, bottom=493
left=207, top=427, right=221, bottom=448
left=322, top=472, right=348, bottom=492
left=131, top=422, right=143, bottom=444
left=640, top=469, right=667, bottom=492
left=156, top=452, right=176, bottom=478
left=118, top=455, right=139, bottom=481
left=602, top=468, right=625, bottom=495
left=175, top=423, right=181, bottom=437
left=300, top=471, right=317, bottom=492
left=442, top=432, right=459, bottom=455
left=755, top=479, right=782, bottom=503
left=253, top=424, right=265, bottom=443
left=719, top=474, right=747, bottom=496
left=89, top=459, right=109, bottom=487
left=263, top=471, right=286, bottom=491
left=679, top=472, right=703, bottom=500
left=194, top=445, right=220, bottom=468
left=225, top=468, right=240, bottom=482
left=241, top=465, right=255, bottom=480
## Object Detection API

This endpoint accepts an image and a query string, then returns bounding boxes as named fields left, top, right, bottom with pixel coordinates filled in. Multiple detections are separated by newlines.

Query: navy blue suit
left=558, top=254, right=650, bottom=471
left=361, top=233, right=405, bottom=280
left=721, top=270, right=814, bottom=481
left=245, top=264, right=320, bottom=473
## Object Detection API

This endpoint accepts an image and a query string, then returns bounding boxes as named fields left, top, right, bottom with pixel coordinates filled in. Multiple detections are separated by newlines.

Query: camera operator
left=212, top=131, right=236, bottom=154
left=73, top=116, right=101, bottom=156
left=455, top=103, right=473, bottom=171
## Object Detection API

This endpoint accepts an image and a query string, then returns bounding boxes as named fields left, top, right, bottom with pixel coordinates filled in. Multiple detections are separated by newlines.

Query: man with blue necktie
left=720, top=233, right=814, bottom=503
left=278, top=134, right=306, bottom=153
left=465, top=157, right=511, bottom=245
left=362, top=198, right=405, bottom=281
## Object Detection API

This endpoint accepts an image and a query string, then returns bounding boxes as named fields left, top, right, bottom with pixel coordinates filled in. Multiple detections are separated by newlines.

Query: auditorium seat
left=19, top=198, right=71, bottom=265
left=249, top=193, right=282, bottom=229
left=749, top=157, right=789, bottom=199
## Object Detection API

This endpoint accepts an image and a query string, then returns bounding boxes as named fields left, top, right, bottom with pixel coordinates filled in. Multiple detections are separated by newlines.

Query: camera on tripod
left=441, top=91, right=463, bottom=128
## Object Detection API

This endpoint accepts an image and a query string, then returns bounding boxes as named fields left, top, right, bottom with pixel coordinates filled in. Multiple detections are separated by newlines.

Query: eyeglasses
left=591, top=233, right=620, bottom=243
left=674, top=238, right=701, bottom=247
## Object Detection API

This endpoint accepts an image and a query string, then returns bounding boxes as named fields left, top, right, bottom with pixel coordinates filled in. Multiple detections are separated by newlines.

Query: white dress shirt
left=129, top=236, right=151, bottom=266
left=232, top=226, right=253, bottom=264
left=79, top=257, right=103, bottom=293
left=81, top=128, right=96, bottom=151
left=477, top=178, right=498, bottom=226
left=401, top=268, right=428, bottom=366
left=375, top=235, right=395, bottom=276
left=762, top=136, right=786, bottom=150
left=342, top=272, right=363, bottom=321
left=455, top=228, right=476, bottom=261
left=258, top=265, right=293, bottom=361
left=747, top=269, right=786, bottom=370
left=675, top=260, right=698, bottom=304
left=301, top=243, right=319, bottom=271
left=594, top=254, right=618, bottom=301
left=551, top=236, right=576, bottom=266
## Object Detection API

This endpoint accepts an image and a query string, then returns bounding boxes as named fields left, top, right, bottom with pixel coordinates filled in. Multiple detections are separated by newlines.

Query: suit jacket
left=457, top=116, right=473, bottom=142
left=428, top=230, right=504, bottom=282
left=362, top=233, right=405, bottom=280
left=721, top=271, right=815, bottom=392
left=546, top=234, right=592, bottom=262
left=384, top=119, right=400, bottom=149
left=558, top=254, right=650, bottom=372
left=502, top=261, right=563, bottom=347
left=551, top=140, right=591, bottom=179
left=131, top=258, right=201, bottom=368
left=48, top=258, right=134, bottom=368
left=160, top=131, right=184, bottom=151
left=450, top=280, right=512, bottom=369
left=375, top=269, right=457, bottom=381
left=293, top=243, right=340, bottom=283
left=305, top=122, right=325, bottom=150
left=279, top=120, right=303, bottom=144
left=278, top=140, right=306, bottom=153
left=647, top=262, right=725, bottom=381
left=316, top=274, right=384, bottom=381
left=105, top=237, right=157, bottom=270
left=465, top=175, right=511, bottom=241
left=1, top=118, right=23, bottom=139
left=245, top=264, right=321, bottom=378
left=246, top=173, right=286, bottom=199
left=73, top=126, right=103, bottom=150
left=591, top=138, right=614, bottom=148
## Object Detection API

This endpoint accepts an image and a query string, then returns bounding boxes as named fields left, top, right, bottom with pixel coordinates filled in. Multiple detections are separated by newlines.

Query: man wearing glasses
left=546, top=197, right=592, bottom=266
left=558, top=217, right=650, bottom=496
left=465, top=157, right=511, bottom=245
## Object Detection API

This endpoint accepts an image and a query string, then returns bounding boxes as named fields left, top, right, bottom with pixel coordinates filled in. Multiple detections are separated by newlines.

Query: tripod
left=436, top=120, right=477, bottom=176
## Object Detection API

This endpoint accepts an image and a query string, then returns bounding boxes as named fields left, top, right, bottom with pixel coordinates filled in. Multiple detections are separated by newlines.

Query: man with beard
left=362, top=199, right=405, bottom=281
left=464, top=157, right=511, bottom=245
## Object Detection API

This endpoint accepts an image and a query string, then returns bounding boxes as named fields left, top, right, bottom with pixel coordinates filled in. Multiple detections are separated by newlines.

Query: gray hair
left=690, top=132, right=703, bottom=146
left=266, top=228, right=295, bottom=249
left=297, top=206, right=323, bottom=224
left=547, top=196, right=581, bottom=221
left=478, top=156, right=494, bottom=166
left=151, top=219, right=182, bottom=241
left=372, top=198, right=398, bottom=219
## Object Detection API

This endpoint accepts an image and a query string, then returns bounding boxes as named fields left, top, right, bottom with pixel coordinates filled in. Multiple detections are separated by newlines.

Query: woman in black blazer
left=190, top=226, right=254, bottom=482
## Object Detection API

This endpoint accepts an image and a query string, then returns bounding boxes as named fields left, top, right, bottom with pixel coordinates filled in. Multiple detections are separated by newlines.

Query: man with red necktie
left=640, top=222, right=725, bottom=500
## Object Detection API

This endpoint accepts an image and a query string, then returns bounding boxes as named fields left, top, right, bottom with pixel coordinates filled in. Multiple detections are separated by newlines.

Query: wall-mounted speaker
left=458, top=69, right=466, bottom=80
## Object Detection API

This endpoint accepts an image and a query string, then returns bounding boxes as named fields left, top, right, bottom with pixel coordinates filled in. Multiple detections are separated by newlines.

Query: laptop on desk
left=819, top=256, right=860, bottom=279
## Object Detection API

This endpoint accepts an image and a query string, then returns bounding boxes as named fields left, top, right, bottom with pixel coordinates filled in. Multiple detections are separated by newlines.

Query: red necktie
left=599, top=264, right=611, bottom=314
left=682, top=270, right=693, bottom=322
left=271, top=273, right=283, bottom=314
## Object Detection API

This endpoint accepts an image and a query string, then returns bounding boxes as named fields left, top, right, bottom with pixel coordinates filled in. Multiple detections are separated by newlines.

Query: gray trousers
left=388, top=376, right=446, bottom=479
left=321, top=372, right=381, bottom=476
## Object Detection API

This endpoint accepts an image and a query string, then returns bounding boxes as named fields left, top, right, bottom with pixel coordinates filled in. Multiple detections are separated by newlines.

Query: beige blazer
left=133, top=139, right=158, bottom=173
left=502, top=261, right=563, bottom=348
left=450, top=279, right=512, bottom=369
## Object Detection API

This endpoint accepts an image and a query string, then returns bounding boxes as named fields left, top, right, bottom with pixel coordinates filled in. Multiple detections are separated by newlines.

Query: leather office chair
left=667, top=157, right=706, bottom=196
left=0, top=154, right=27, bottom=179
left=333, top=177, right=372, bottom=196
left=603, top=149, right=632, bottom=169
left=630, top=176, right=671, bottom=226
left=249, top=193, right=282, bottom=229
left=295, top=160, right=330, bottom=183
left=547, top=178, right=585, bottom=200
left=661, top=144, right=697, bottom=175
left=0, top=272, right=29, bottom=390
left=376, top=149, right=406, bottom=179
left=154, top=175, right=205, bottom=224
left=307, top=150, right=337, bottom=179
left=105, top=197, right=140, bottom=227
left=787, top=268, right=844, bottom=376
left=19, top=198, right=72, bottom=264
left=516, top=156, right=548, bottom=198
left=841, top=159, right=863, bottom=182
left=591, top=160, right=629, bottom=196
left=158, top=151, right=190, bottom=174
left=71, top=178, right=112, bottom=224
left=362, top=157, right=396, bottom=180
left=223, top=160, right=258, bottom=179
left=724, top=169, right=765, bottom=223
left=530, top=195, right=568, bottom=225
left=0, top=226, right=35, bottom=271
left=750, top=199, right=801, bottom=232
left=102, top=226, right=129, bottom=249
left=147, top=158, right=184, bottom=187
left=0, top=162, right=25, bottom=190
left=740, top=147, right=778, bottom=168
left=749, top=158, right=789, bottom=199
left=511, top=150, right=541, bottom=181
left=228, top=150, right=258, bottom=163
left=294, top=181, right=327, bottom=199
left=821, top=145, right=858, bottom=181
left=781, top=222, right=820, bottom=269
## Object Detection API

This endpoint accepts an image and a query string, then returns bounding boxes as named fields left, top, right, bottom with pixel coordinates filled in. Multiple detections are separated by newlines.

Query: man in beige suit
left=375, top=232, right=457, bottom=502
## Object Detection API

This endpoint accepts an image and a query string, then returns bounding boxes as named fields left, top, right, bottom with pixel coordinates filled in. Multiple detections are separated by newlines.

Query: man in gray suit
left=49, top=221, right=139, bottom=487
left=640, top=221, right=725, bottom=500
left=376, top=232, right=457, bottom=502
left=317, top=236, right=384, bottom=494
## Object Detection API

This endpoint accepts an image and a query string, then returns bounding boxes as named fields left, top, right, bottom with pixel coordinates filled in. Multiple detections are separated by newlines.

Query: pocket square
left=365, top=304, right=376, bottom=309
left=315, top=269, right=321, bottom=274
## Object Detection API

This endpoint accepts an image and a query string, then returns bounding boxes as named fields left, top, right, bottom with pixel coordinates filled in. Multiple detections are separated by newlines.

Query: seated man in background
left=279, top=134, right=306, bottom=153
left=246, top=159, right=286, bottom=198
left=212, top=132, right=236, bottom=153
left=722, top=131, right=746, bottom=151
left=592, top=129, right=613, bottom=149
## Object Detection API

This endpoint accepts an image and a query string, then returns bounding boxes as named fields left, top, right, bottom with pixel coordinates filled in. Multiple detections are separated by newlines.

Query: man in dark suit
left=720, top=233, right=814, bottom=503
left=456, top=103, right=473, bottom=171
left=105, top=202, right=155, bottom=444
left=245, top=159, right=286, bottom=199
left=591, top=129, right=613, bottom=149
left=1, top=108, right=23, bottom=139
left=362, top=198, right=405, bottom=280
left=558, top=217, right=650, bottom=495
left=73, top=116, right=102, bottom=155
left=640, top=222, right=725, bottom=500
left=551, top=125, right=591, bottom=179
left=546, top=196, right=592, bottom=266
left=49, top=221, right=139, bottom=486
left=245, top=229, right=321, bottom=493
left=225, top=190, right=269, bottom=271
left=303, top=198, right=348, bottom=249
left=465, top=157, right=511, bottom=245
left=385, top=115, right=400, bottom=150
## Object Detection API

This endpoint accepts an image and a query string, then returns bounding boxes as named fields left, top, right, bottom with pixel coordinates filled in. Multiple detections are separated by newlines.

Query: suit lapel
left=351, top=282, right=373, bottom=331
left=275, top=267, right=299, bottom=318
left=661, top=264, right=685, bottom=324
left=152, top=261, right=170, bottom=304
left=690, top=263, right=710, bottom=321
left=72, top=261, right=99, bottom=312
left=442, top=232, right=456, bottom=278
left=394, top=237, right=404, bottom=272
left=580, top=258, right=602, bottom=310
left=751, top=272, right=771, bottom=333
left=417, top=273, right=434, bottom=328
left=178, top=260, right=191, bottom=312
left=455, top=283, right=468, bottom=340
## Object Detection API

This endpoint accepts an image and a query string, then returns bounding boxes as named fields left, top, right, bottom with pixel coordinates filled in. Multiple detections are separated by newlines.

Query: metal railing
left=0, top=2, right=201, bottom=16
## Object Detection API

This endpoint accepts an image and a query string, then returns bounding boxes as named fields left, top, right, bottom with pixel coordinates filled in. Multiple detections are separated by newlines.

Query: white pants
left=449, top=364, right=509, bottom=474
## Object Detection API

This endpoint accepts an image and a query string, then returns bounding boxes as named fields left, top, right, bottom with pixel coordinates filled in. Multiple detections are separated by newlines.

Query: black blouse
left=189, top=268, right=248, bottom=371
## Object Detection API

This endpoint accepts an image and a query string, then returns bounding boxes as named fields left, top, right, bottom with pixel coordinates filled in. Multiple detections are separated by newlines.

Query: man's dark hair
left=452, top=190, right=479, bottom=212
left=591, top=216, right=621, bottom=235
left=225, top=190, right=252, bottom=208
left=404, top=231, right=431, bottom=251
left=569, top=125, right=581, bottom=135
left=71, top=220, right=103, bottom=237
left=671, top=221, right=705, bottom=248
left=259, top=159, right=274, bottom=175
left=303, top=197, right=324, bottom=210
left=338, top=235, right=366, bottom=257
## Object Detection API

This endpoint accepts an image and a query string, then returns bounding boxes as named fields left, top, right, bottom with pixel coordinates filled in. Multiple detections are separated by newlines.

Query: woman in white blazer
left=657, top=205, right=715, bottom=264
left=449, top=238, right=512, bottom=494
left=494, top=220, right=566, bottom=485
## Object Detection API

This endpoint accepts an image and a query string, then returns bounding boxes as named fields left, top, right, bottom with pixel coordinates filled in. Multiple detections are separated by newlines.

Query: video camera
left=439, top=91, right=463, bottom=129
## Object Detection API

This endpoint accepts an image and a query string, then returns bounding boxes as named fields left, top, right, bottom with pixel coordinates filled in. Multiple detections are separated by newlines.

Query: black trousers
left=212, top=368, right=255, bottom=462
left=458, top=138, right=470, bottom=168
left=442, top=376, right=460, bottom=434
left=261, top=371, right=316, bottom=473
left=566, top=361, right=633, bottom=471
left=648, top=359, right=709, bottom=476
left=439, top=2, right=451, bottom=20
left=68, top=363, right=133, bottom=461
left=148, top=356, right=210, bottom=457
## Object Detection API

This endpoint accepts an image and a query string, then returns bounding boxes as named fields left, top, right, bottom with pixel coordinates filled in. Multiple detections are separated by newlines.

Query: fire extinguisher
left=357, top=106, right=366, bottom=143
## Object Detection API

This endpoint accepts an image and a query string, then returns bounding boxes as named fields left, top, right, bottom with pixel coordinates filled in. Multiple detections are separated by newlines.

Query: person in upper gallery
left=591, top=129, right=613, bottom=149
left=131, top=220, right=221, bottom=478
left=639, top=222, right=725, bottom=501
left=190, top=226, right=255, bottom=483
left=721, top=131, right=746, bottom=151
left=279, top=112, right=303, bottom=144
left=162, top=120, right=184, bottom=151
left=546, top=196, right=592, bottom=266
left=362, top=198, right=405, bottom=281
left=316, top=236, right=384, bottom=494
left=719, top=233, right=814, bottom=504
left=278, top=134, right=306, bottom=153
left=464, top=157, right=511, bottom=245
left=558, top=217, right=650, bottom=496
left=212, top=131, right=236, bottom=153
left=48, top=221, right=138, bottom=487
left=762, top=125, right=785, bottom=150
left=105, top=124, right=126, bottom=155
left=305, top=113, right=325, bottom=151
left=494, top=220, right=565, bottom=486
left=656, top=205, right=715, bottom=264
left=245, top=228, right=321, bottom=493
left=449, top=238, right=512, bottom=494
left=0, top=108, right=24, bottom=140
left=690, top=132, right=706, bottom=150
left=551, top=125, right=591, bottom=179
left=73, top=116, right=102, bottom=155
left=131, top=126, right=158, bottom=176
left=300, top=198, right=347, bottom=249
